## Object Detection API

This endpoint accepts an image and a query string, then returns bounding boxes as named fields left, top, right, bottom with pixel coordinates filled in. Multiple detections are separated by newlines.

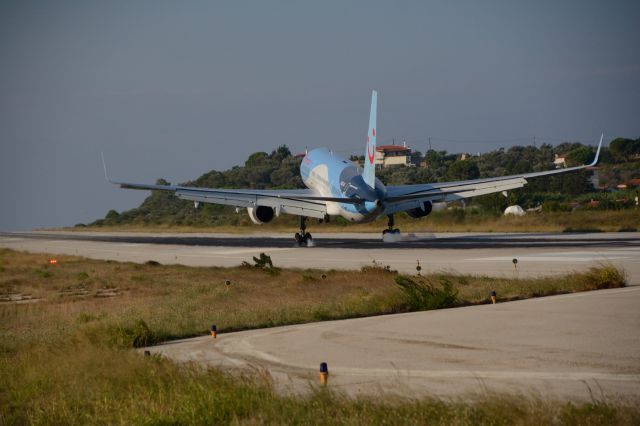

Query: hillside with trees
left=88, top=138, right=639, bottom=228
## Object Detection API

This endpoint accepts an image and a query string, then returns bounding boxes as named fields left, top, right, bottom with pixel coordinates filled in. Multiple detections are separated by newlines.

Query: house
left=626, top=178, right=640, bottom=188
left=554, top=154, right=567, bottom=168
left=376, top=143, right=415, bottom=168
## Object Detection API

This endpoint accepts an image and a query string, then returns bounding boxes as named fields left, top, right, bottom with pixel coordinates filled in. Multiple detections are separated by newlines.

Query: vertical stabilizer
left=362, top=90, right=377, bottom=188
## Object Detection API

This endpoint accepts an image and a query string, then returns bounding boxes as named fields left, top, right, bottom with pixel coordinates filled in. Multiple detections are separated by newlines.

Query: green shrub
left=563, top=226, right=603, bottom=233
left=241, top=252, right=280, bottom=275
left=619, top=226, right=637, bottom=232
left=395, top=275, right=458, bottom=311
left=77, top=313, right=97, bottom=323
left=105, top=319, right=160, bottom=348
left=574, top=265, right=626, bottom=290
left=36, top=269, right=53, bottom=278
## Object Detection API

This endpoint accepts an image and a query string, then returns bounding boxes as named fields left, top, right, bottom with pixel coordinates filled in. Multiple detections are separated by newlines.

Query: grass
left=0, top=249, right=626, bottom=351
left=65, top=208, right=640, bottom=234
left=3, top=344, right=638, bottom=425
left=0, top=248, right=635, bottom=424
left=4, top=342, right=638, bottom=425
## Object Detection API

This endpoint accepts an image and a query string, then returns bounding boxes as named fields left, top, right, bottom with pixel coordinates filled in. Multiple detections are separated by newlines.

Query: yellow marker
left=319, top=362, right=328, bottom=385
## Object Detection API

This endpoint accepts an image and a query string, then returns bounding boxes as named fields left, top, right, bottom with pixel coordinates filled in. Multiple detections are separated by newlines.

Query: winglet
left=588, top=133, right=604, bottom=167
left=101, top=152, right=114, bottom=184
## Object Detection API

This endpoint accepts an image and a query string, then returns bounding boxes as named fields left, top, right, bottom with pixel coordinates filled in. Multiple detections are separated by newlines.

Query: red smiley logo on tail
left=367, top=128, right=376, bottom=164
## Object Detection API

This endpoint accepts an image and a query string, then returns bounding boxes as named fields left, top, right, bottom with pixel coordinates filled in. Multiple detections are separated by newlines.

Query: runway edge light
left=491, top=290, right=497, bottom=304
left=211, top=325, right=217, bottom=338
left=319, top=362, right=329, bottom=385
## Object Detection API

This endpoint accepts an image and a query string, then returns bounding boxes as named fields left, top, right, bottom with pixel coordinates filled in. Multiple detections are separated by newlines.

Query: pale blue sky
left=1, top=1, right=639, bottom=230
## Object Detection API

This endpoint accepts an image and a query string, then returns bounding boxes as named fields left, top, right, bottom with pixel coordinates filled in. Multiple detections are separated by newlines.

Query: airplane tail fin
left=362, top=90, right=377, bottom=189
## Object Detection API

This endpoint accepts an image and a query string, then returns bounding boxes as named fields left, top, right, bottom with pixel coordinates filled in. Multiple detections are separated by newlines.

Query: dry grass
left=0, top=249, right=405, bottom=352
left=0, top=249, right=626, bottom=353
left=0, top=249, right=635, bottom=424
left=66, top=209, right=640, bottom=233
left=3, top=342, right=638, bottom=425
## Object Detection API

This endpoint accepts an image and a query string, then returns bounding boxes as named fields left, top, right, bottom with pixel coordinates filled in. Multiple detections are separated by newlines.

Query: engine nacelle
left=247, top=206, right=275, bottom=224
left=406, top=201, right=433, bottom=219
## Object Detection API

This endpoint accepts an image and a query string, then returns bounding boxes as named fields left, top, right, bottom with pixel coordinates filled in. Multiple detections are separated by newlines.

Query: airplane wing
left=383, top=135, right=603, bottom=215
left=101, top=157, right=359, bottom=220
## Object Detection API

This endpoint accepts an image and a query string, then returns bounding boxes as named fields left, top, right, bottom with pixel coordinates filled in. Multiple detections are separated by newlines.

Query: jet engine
left=406, top=201, right=433, bottom=219
left=247, top=206, right=275, bottom=224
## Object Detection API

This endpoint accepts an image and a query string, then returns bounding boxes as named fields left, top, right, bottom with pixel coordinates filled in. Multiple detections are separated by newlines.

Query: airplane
left=104, top=90, right=603, bottom=246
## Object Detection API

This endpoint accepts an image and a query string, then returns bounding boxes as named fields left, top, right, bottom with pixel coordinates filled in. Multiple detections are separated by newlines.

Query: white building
left=376, top=144, right=414, bottom=168
left=554, top=154, right=567, bottom=168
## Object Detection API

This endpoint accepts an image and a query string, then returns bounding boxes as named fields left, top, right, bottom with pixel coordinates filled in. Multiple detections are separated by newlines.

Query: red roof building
left=375, top=144, right=414, bottom=167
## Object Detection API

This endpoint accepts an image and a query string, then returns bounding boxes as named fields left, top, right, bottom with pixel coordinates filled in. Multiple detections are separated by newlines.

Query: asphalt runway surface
left=147, top=286, right=640, bottom=401
left=2, top=230, right=639, bottom=249
left=1, top=231, right=639, bottom=282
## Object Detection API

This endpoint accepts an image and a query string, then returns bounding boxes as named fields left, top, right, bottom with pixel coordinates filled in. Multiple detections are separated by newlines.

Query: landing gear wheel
left=382, top=214, right=400, bottom=237
left=295, top=216, right=312, bottom=246
left=295, top=233, right=313, bottom=247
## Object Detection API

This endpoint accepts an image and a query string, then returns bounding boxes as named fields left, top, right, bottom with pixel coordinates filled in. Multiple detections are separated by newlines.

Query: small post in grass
left=210, top=324, right=217, bottom=338
left=144, top=350, right=151, bottom=357
left=319, top=362, right=329, bottom=385
left=512, top=258, right=518, bottom=270
left=490, top=290, right=497, bottom=304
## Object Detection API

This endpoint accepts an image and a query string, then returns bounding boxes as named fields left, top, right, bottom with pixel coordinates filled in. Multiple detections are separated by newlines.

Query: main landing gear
left=294, top=216, right=313, bottom=246
left=382, top=214, right=400, bottom=236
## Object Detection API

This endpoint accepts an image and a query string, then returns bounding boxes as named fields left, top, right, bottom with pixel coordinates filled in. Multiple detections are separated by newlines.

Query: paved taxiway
left=147, top=286, right=640, bottom=401
left=0, top=231, right=639, bottom=283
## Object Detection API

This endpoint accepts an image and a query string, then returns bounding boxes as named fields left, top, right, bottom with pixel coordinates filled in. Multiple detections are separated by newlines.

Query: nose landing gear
left=295, top=216, right=313, bottom=246
left=382, top=214, right=400, bottom=235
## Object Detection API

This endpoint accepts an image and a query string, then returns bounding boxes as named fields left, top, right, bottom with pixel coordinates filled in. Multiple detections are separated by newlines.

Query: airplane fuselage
left=300, top=148, right=386, bottom=222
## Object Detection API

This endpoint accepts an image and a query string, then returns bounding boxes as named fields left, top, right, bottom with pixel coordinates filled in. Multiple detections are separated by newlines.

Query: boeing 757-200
left=104, top=91, right=602, bottom=246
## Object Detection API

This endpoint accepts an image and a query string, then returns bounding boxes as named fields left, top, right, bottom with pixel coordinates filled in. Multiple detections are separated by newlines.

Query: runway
left=0, top=231, right=639, bottom=283
left=146, top=286, right=640, bottom=401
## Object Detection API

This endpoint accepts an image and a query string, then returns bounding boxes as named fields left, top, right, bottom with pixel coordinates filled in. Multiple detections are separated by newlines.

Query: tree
left=447, top=160, right=480, bottom=181
left=609, top=138, right=640, bottom=162
left=566, top=146, right=595, bottom=166
left=245, top=152, right=269, bottom=167
left=105, top=209, right=120, bottom=220
left=270, top=145, right=292, bottom=162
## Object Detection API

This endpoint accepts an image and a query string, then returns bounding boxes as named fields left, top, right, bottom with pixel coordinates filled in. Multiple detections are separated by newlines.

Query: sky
left=1, top=0, right=639, bottom=230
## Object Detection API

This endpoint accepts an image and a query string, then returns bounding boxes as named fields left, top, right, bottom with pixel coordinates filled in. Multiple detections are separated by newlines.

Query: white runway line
left=185, top=247, right=294, bottom=256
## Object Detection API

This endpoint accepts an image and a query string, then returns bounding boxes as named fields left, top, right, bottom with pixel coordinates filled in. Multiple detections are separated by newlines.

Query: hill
left=86, top=139, right=639, bottom=229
